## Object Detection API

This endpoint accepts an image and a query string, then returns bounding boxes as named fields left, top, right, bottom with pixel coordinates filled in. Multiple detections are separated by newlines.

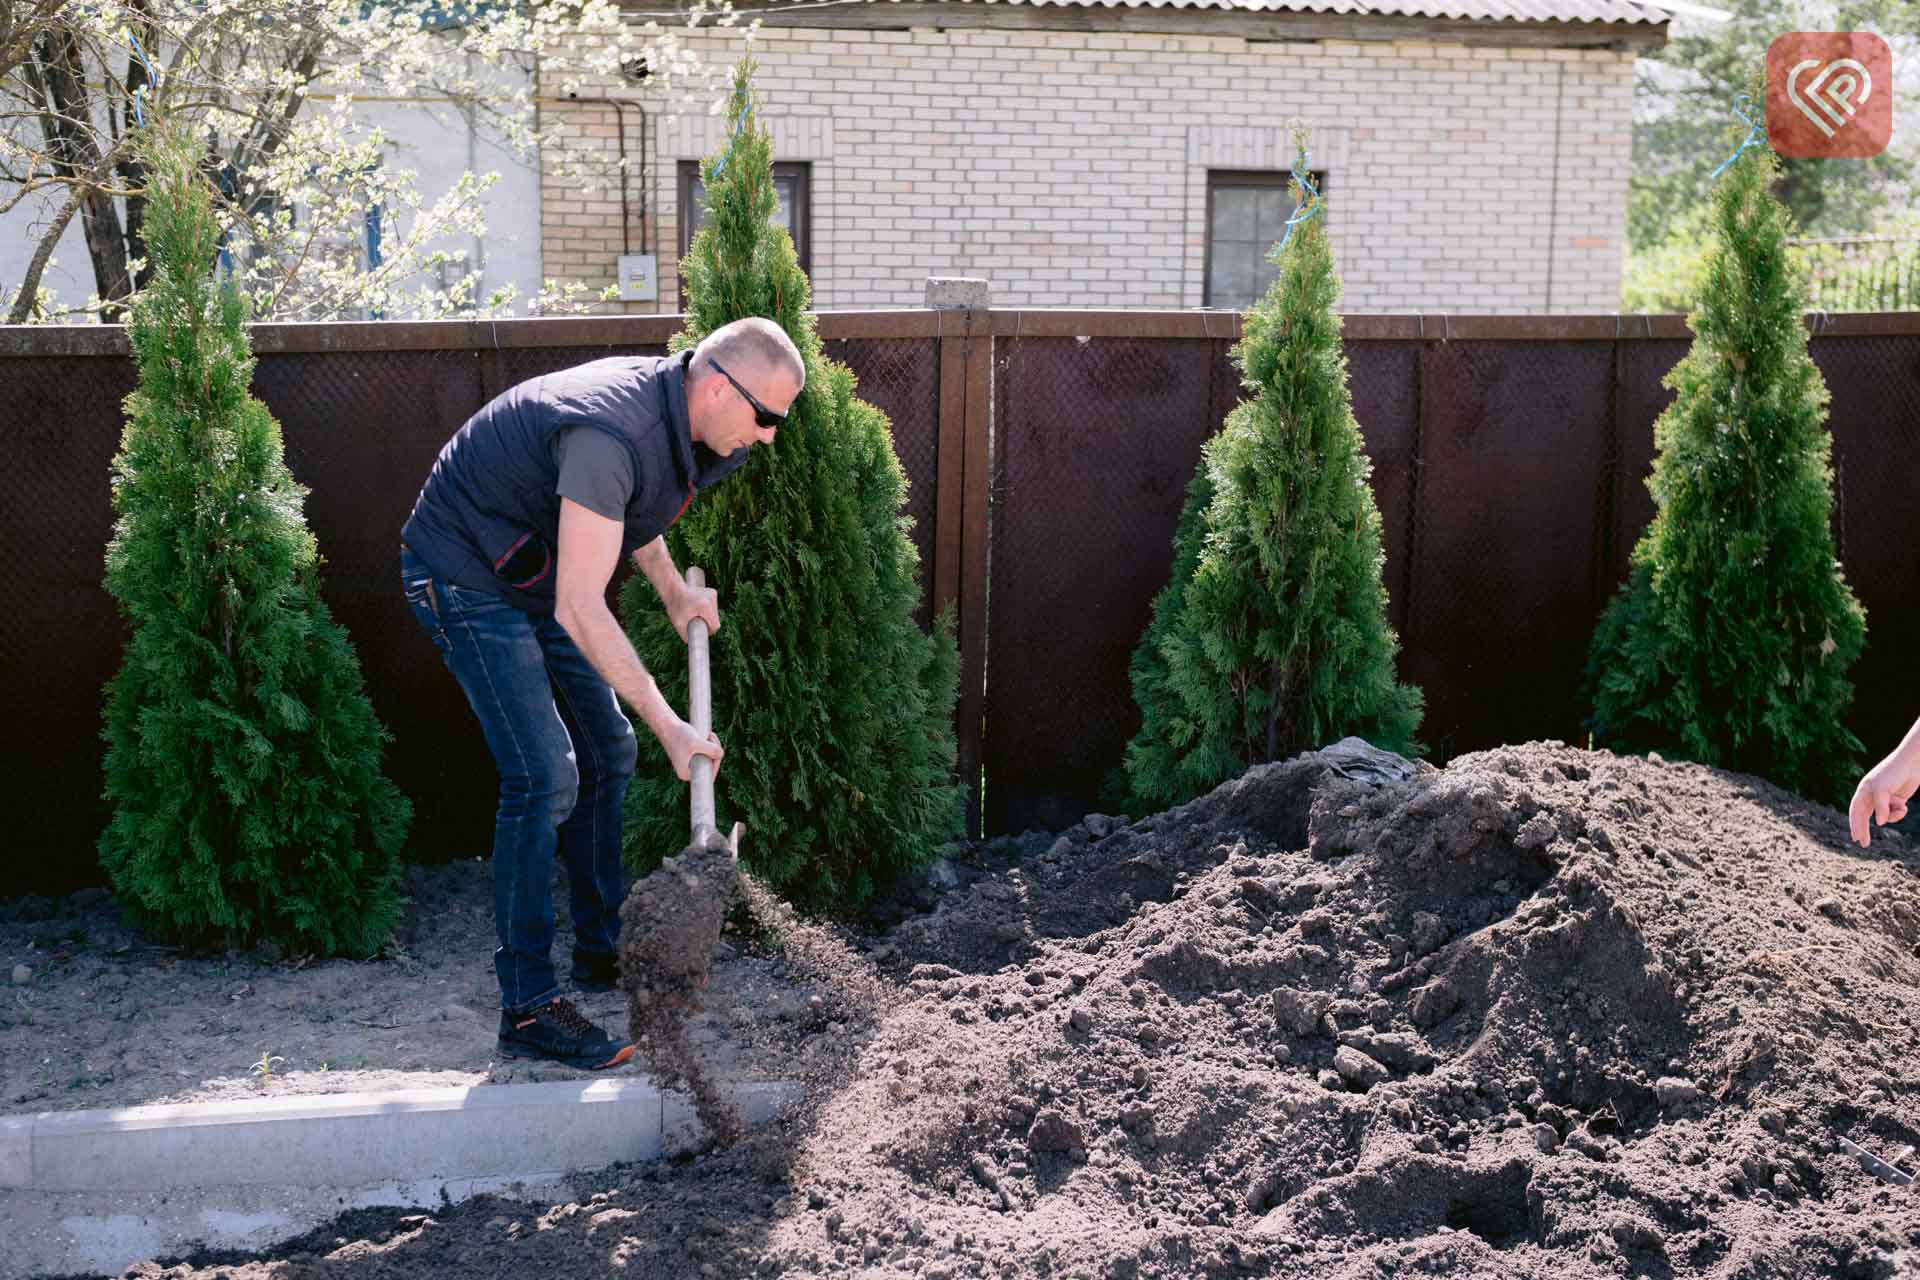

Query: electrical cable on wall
left=567, top=93, right=641, bottom=258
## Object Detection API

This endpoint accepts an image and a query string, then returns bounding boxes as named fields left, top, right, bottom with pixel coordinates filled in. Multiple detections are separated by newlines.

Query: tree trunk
left=8, top=182, right=81, bottom=322
left=118, top=0, right=156, bottom=292
left=32, top=30, right=134, bottom=318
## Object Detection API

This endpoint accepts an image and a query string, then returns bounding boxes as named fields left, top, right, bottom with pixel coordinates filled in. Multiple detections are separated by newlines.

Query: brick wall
left=538, top=25, right=1634, bottom=314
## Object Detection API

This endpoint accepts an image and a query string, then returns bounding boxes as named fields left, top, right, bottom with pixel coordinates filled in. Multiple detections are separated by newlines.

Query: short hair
left=692, top=317, right=805, bottom=393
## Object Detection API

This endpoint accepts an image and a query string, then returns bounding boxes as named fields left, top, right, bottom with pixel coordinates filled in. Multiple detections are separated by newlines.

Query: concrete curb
left=0, top=1078, right=797, bottom=1278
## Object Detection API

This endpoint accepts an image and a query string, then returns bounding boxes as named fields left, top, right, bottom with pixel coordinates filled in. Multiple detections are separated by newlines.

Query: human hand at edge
left=1850, top=744, right=1920, bottom=847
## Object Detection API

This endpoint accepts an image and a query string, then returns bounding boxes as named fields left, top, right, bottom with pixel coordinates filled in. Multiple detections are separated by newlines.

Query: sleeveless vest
left=401, top=351, right=746, bottom=613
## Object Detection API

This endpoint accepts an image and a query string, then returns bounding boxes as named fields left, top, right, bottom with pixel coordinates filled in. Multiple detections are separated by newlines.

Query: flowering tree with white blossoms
left=1, top=0, right=735, bottom=323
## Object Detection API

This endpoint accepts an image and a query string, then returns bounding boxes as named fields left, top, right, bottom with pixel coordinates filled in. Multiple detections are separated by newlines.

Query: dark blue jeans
left=401, top=548, right=637, bottom=1013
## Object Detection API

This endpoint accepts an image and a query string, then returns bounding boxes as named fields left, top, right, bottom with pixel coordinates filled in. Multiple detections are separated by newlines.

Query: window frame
left=677, top=160, right=812, bottom=306
left=1202, top=168, right=1328, bottom=310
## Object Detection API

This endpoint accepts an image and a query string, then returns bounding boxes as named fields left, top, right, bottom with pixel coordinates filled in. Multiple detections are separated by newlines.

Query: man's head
left=686, top=318, right=805, bottom=457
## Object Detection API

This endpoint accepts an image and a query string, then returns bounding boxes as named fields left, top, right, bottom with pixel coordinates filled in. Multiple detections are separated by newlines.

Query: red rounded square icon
left=1767, top=32, right=1892, bottom=158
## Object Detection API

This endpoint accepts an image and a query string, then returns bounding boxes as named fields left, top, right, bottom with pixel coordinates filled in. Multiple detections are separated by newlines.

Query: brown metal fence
left=5, top=310, right=1918, bottom=892
left=981, top=311, right=1920, bottom=834
left=0, top=316, right=949, bottom=894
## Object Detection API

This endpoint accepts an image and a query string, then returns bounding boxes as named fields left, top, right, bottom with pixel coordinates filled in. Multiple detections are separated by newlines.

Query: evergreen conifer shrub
left=1587, top=103, right=1865, bottom=803
left=619, top=63, right=961, bottom=910
left=1117, top=164, right=1422, bottom=812
left=99, top=130, right=410, bottom=955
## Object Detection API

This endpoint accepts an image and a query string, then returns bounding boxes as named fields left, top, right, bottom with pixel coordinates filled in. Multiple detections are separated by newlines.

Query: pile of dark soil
left=92, top=741, right=1920, bottom=1278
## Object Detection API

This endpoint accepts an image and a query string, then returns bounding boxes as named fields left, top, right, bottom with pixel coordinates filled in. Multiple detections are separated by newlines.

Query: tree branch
left=117, top=0, right=159, bottom=291
left=7, top=127, right=140, bottom=322
left=8, top=180, right=79, bottom=322
left=221, top=30, right=324, bottom=221
left=0, top=0, right=68, bottom=90
left=29, top=28, right=134, bottom=315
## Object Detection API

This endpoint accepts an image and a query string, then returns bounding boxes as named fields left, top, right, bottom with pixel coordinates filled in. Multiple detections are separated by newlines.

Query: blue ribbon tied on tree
left=1710, top=95, right=1765, bottom=180
left=128, top=31, right=157, bottom=127
left=709, top=99, right=754, bottom=179
left=1277, top=149, right=1321, bottom=253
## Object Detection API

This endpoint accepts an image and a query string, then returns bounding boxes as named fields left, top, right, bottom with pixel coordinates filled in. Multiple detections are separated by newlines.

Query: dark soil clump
left=619, top=827, right=744, bottom=1144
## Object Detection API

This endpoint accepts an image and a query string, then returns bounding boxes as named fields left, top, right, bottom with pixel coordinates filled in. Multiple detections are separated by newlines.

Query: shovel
left=685, top=565, right=743, bottom=858
left=615, top=565, right=746, bottom=1142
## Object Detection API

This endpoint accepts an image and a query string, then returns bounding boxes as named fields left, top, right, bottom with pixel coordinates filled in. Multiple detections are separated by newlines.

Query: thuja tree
left=619, top=60, right=960, bottom=911
left=1587, top=109, right=1865, bottom=803
left=100, top=128, right=410, bottom=955
left=1117, top=165, right=1422, bottom=812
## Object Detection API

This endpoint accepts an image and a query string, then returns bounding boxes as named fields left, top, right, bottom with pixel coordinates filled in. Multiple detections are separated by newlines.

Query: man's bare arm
left=632, top=536, right=681, bottom=599
left=555, top=500, right=720, bottom=780
left=633, top=535, right=720, bottom=640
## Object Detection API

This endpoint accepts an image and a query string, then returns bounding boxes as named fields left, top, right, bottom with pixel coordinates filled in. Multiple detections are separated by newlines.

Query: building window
left=678, top=160, right=810, bottom=304
left=1204, top=170, right=1327, bottom=310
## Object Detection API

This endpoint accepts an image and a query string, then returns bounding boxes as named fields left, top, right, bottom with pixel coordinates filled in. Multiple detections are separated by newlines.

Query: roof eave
left=622, top=1, right=1669, bottom=51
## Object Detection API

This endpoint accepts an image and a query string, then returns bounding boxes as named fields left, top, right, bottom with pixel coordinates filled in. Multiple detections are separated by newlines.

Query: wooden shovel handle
left=687, top=566, right=715, bottom=839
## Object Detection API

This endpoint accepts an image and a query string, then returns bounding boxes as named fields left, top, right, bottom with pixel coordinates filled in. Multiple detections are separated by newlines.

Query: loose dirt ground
left=13, top=740, right=1920, bottom=1278
left=0, top=856, right=834, bottom=1114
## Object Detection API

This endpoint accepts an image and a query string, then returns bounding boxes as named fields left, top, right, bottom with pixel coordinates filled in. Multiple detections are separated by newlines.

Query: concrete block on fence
left=925, top=277, right=990, bottom=310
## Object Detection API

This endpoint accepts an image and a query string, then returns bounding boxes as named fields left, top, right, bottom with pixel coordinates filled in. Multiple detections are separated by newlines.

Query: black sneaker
left=570, top=951, right=620, bottom=995
left=498, top=997, right=635, bottom=1069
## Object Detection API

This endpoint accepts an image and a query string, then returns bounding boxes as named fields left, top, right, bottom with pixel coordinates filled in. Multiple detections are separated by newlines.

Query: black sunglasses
left=707, top=358, right=787, bottom=430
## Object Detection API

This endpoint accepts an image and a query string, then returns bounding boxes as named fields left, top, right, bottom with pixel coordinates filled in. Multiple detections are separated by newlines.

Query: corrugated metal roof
left=850, top=0, right=1675, bottom=24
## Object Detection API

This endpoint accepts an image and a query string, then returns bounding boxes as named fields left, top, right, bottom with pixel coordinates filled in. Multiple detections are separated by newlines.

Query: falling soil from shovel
left=618, top=828, right=893, bottom=1154
left=617, top=825, right=744, bottom=1145
left=614, top=567, right=894, bottom=1151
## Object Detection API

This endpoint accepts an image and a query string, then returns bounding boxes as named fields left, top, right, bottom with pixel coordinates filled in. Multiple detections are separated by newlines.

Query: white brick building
left=542, top=0, right=1677, bottom=314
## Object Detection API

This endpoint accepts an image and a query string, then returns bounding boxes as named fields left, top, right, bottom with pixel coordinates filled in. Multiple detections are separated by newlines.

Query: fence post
left=1598, top=330, right=1627, bottom=617
left=927, top=277, right=990, bottom=837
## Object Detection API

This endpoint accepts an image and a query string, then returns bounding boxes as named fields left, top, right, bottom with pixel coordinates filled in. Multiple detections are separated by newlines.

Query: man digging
left=399, top=318, right=804, bottom=1068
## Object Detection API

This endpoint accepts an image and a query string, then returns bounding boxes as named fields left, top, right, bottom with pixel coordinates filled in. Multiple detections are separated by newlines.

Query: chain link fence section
left=3, top=354, right=140, bottom=891
left=986, top=335, right=1221, bottom=835
left=1402, top=341, right=1618, bottom=762
left=821, top=336, right=942, bottom=631
left=1341, top=341, right=1421, bottom=638
left=481, top=344, right=670, bottom=402
left=251, top=348, right=500, bottom=864
left=1815, top=334, right=1920, bottom=765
